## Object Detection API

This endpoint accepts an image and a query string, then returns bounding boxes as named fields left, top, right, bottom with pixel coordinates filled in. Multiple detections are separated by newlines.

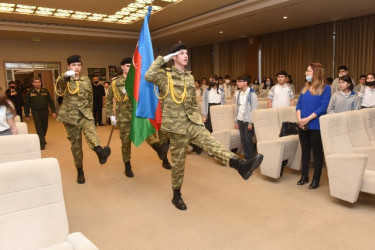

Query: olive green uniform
left=106, top=75, right=168, bottom=165
left=25, top=88, right=56, bottom=146
left=56, top=74, right=101, bottom=169
left=145, top=56, right=236, bottom=189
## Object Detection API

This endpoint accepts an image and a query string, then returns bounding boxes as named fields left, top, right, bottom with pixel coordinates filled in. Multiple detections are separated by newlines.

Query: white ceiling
left=1, top=0, right=375, bottom=47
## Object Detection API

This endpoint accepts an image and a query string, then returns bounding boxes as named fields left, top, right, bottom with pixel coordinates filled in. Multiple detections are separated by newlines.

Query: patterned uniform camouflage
left=145, top=56, right=236, bottom=189
left=106, top=75, right=168, bottom=165
left=56, top=74, right=101, bottom=169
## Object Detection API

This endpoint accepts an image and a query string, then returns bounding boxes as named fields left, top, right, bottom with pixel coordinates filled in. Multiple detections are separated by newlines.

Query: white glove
left=163, top=51, right=179, bottom=63
left=64, top=70, right=75, bottom=77
left=110, top=116, right=117, bottom=126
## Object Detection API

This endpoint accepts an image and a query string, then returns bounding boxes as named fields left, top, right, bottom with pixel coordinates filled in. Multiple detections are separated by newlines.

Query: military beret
left=170, top=42, right=188, bottom=54
left=67, top=55, right=81, bottom=64
left=121, top=57, right=132, bottom=65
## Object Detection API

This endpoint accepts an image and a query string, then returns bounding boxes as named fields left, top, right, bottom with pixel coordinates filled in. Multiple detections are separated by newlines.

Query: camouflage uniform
left=145, top=56, right=236, bottom=189
left=56, top=74, right=101, bottom=169
left=106, top=75, right=168, bottom=165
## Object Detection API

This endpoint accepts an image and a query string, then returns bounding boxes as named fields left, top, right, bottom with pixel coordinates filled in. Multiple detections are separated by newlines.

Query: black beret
left=121, top=57, right=132, bottom=65
left=67, top=55, right=81, bottom=64
left=169, top=42, right=188, bottom=54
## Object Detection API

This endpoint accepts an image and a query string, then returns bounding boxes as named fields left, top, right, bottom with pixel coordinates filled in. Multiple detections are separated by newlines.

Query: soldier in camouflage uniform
left=56, top=55, right=111, bottom=184
left=106, top=57, right=171, bottom=178
left=145, top=43, right=264, bottom=210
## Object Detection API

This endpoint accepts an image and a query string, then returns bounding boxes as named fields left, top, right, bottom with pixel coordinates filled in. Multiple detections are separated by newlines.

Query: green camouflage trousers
left=118, top=121, right=168, bottom=164
left=168, top=122, right=236, bottom=189
left=63, top=117, right=101, bottom=169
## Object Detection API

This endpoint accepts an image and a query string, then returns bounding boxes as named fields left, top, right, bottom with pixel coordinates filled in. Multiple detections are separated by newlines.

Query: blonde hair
left=302, top=62, right=326, bottom=96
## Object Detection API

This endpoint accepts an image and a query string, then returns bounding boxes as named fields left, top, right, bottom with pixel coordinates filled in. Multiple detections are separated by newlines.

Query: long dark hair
left=208, top=74, right=220, bottom=94
left=262, top=77, right=273, bottom=89
left=0, top=89, right=16, bottom=116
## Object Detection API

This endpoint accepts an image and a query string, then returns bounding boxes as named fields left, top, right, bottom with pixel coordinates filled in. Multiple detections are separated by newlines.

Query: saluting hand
left=163, top=51, right=179, bottom=63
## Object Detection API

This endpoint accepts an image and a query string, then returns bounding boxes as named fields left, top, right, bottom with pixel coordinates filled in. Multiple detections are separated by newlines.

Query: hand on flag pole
left=110, top=116, right=117, bottom=126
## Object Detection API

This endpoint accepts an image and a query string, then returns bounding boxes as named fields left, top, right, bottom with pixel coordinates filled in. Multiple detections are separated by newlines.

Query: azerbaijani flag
left=125, top=6, right=162, bottom=146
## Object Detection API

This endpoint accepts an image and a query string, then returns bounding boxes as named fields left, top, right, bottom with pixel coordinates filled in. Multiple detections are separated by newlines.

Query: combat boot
left=94, top=146, right=111, bottom=164
left=125, top=161, right=134, bottom=178
left=77, top=168, right=85, bottom=184
left=152, top=142, right=169, bottom=160
left=172, top=188, right=187, bottom=210
left=229, top=154, right=263, bottom=180
left=162, top=158, right=172, bottom=170
left=191, top=143, right=203, bottom=155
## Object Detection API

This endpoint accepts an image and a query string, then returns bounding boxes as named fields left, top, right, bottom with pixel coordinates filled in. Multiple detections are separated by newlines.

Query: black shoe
left=125, top=161, right=134, bottom=178
left=229, top=154, right=263, bottom=180
left=172, top=189, right=187, bottom=210
left=191, top=144, right=203, bottom=155
left=94, top=146, right=111, bottom=164
left=308, top=178, right=319, bottom=189
left=77, top=168, right=85, bottom=184
left=153, top=142, right=169, bottom=160
left=98, top=123, right=105, bottom=126
left=280, top=160, right=288, bottom=177
left=162, top=159, right=172, bottom=170
left=40, top=144, right=46, bottom=150
left=297, top=176, right=309, bottom=185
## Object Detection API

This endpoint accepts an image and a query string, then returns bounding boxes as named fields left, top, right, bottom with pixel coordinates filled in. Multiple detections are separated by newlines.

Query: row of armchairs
left=0, top=134, right=98, bottom=250
left=320, top=108, right=375, bottom=203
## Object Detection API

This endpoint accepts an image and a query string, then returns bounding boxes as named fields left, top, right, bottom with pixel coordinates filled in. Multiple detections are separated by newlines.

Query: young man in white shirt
left=268, top=70, right=294, bottom=108
left=234, top=75, right=258, bottom=160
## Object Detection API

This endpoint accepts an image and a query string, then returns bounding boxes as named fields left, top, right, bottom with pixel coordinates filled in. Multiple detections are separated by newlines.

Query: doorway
left=4, top=62, right=60, bottom=107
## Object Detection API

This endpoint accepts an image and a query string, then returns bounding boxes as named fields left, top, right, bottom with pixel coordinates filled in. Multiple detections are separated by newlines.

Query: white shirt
left=268, top=84, right=294, bottom=108
left=361, top=86, right=375, bottom=107
left=0, top=105, right=14, bottom=132
left=237, top=87, right=249, bottom=121
left=208, top=88, right=222, bottom=103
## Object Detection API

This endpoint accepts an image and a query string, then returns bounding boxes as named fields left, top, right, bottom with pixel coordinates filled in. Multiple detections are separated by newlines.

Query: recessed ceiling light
left=283, top=16, right=288, bottom=19
left=219, top=30, right=223, bottom=34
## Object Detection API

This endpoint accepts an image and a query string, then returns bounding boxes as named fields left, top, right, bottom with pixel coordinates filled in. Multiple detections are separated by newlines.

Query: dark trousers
left=93, top=101, right=103, bottom=125
left=237, top=120, right=255, bottom=160
left=299, top=129, right=324, bottom=180
left=204, top=102, right=220, bottom=133
left=32, top=109, right=49, bottom=145
left=16, top=108, right=23, bottom=122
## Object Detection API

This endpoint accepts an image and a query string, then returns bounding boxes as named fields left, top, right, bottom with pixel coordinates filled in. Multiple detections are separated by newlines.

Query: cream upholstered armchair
left=361, top=108, right=375, bottom=146
left=210, top=104, right=243, bottom=153
left=0, top=158, right=98, bottom=250
left=253, top=106, right=301, bottom=179
left=15, top=122, right=28, bottom=134
left=0, top=134, right=41, bottom=163
left=320, top=111, right=375, bottom=203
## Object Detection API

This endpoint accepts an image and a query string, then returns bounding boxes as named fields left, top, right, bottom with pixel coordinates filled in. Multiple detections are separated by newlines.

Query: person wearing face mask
left=223, top=75, right=232, bottom=98
left=202, top=74, right=226, bottom=133
left=5, top=81, right=24, bottom=122
left=360, top=73, right=375, bottom=109
left=330, top=65, right=356, bottom=96
left=259, top=77, right=273, bottom=98
left=92, top=76, right=105, bottom=126
left=296, top=62, right=331, bottom=189
left=252, top=77, right=260, bottom=93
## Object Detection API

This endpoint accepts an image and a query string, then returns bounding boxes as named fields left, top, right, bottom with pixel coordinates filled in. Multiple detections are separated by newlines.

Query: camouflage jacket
left=56, top=74, right=94, bottom=125
left=105, top=75, right=132, bottom=123
left=145, top=56, right=202, bottom=135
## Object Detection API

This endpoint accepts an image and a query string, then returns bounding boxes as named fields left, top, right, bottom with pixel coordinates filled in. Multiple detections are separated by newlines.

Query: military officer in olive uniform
left=145, top=43, right=264, bottom=210
left=56, top=55, right=111, bottom=184
left=106, top=57, right=171, bottom=178
left=25, top=77, right=56, bottom=150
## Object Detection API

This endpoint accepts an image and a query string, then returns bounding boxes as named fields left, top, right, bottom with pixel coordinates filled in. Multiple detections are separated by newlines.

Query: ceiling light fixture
left=283, top=16, right=288, bottom=19
left=0, top=0, right=183, bottom=24
left=219, top=30, right=223, bottom=34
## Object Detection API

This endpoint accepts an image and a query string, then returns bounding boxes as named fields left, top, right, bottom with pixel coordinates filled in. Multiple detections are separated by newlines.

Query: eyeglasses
left=237, top=80, right=245, bottom=82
